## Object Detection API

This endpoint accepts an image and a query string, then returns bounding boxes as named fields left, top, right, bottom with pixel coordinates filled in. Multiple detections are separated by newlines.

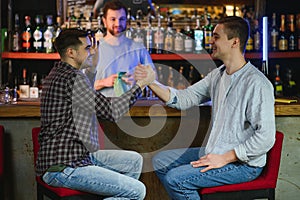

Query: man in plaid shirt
left=37, top=28, right=155, bottom=199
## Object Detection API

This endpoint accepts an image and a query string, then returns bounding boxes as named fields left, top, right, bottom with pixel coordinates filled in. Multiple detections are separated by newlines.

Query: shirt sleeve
left=234, top=78, right=276, bottom=164
left=71, top=71, right=142, bottom=122
left=166, top=73, right=212, bottom=110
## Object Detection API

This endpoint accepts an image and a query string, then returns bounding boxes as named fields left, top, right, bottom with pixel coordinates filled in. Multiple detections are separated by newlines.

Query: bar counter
left=1, top=98, right=300, bottom=117
left=0, top=98, right=299, bottom=200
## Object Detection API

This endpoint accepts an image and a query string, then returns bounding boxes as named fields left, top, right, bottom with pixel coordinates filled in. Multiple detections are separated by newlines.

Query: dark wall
left=266, top=0, right=300, bottom=15
left=1, top=0, right=9, bottom=27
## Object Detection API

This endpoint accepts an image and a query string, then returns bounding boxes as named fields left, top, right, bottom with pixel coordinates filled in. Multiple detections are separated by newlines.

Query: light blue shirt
left=166, top=62, right=276, bottom=167
left=95, top=37, right=155, bottom=97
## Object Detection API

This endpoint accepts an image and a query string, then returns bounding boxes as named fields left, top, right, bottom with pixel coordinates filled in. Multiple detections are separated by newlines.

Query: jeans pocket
left=43, top=167, right=75, bottom=187
left=42, top=171, right=60, bottom=185
left=246, top=166, right=263, bottom=181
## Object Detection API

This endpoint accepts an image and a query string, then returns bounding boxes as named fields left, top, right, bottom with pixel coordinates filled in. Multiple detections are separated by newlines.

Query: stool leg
left=269, top=189, right=275, bottom=200
left=37, top=185, right=44, bottom=200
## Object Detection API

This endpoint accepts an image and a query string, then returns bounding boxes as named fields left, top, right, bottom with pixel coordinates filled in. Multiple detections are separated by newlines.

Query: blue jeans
left=152, top=147, right=263, bottom=200
left=42, top=150, right=146, bottom=200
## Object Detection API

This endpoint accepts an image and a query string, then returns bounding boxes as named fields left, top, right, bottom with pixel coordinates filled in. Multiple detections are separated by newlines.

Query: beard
left=107, top=25, right=126, bottom=37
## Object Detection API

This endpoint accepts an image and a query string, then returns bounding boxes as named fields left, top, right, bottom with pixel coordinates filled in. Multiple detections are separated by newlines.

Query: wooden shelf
left=1, top=52, right=61, bottom=60
left=2, top=51, right=300, bottom=61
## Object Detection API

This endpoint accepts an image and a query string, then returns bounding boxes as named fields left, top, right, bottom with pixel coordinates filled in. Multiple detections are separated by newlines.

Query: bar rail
left=0, top=98, right=299, bottom=117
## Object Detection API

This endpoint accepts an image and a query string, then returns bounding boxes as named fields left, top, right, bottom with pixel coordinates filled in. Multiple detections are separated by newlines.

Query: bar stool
left=32, top=127, right=104, bottom=200
left=199, top=131, right=284, bottom=200
left=0, top=125, right=4, bottom=199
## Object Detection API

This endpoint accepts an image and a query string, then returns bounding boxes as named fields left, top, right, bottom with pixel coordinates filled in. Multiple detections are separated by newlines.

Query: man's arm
left=149, top=81, right=171, bottom=102
left=135, top=64, right=170, bottom=102
left=94, top=74, right=118, bottom=90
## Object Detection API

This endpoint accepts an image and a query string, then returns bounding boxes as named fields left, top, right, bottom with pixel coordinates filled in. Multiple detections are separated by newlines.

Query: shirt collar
left=219, top=61, right=251, bottom=81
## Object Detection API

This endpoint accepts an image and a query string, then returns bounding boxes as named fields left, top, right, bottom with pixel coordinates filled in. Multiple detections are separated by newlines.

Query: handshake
left=93, top=64, right=156, bottom=91
left=134, top=64, right=156, bottom=89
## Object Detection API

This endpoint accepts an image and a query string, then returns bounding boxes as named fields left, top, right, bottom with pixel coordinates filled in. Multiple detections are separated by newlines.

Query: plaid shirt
left=36, top=61, right=142, bottom=176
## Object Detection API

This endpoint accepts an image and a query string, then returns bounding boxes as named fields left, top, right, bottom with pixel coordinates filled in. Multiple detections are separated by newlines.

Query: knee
left=164, top=169, right=180, bottom=188
left=152, top=151, right=166, bottom=171
left=131, top=151, right=143, bottom=169
left=134, top=181, right=146, bottom=200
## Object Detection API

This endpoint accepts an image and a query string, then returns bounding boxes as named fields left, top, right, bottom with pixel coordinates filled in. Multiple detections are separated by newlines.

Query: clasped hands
left=94, top=64, right=155, bottom=90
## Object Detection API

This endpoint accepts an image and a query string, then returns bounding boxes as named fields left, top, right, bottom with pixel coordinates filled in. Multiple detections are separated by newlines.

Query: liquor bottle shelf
left=1, top=52, right=61, bottom=60
left=2, top=51, right=300, bottom=61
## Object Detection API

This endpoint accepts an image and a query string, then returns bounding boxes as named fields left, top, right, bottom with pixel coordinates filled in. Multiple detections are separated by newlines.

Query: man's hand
left=134, top=64, right=156, bottom=89
left=121, top=73, right=134, bottom=86
left=190, top=150, right=238, bottom=173
left=94, top=74, right=118, bottom=90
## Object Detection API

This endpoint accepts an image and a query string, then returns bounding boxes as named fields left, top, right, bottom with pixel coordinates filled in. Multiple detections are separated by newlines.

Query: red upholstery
left=0, top=125, right=3, bottom=179
left=199, top=131, right=284, bottom=200
left=32, top=127, right=104, bottom=199
left=0, top=126, right=3, bottom=200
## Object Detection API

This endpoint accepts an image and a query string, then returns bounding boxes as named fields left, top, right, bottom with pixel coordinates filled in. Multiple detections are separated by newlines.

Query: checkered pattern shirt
left=36, top=61, right=142, bottom=176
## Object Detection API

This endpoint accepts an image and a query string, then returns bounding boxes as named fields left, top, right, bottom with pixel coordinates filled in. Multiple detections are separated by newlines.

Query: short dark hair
left=218, top=16, right=250, bottom=53
left=54, top=28, right=88, bottom=58
left=102, top=0, right=128, bottom=18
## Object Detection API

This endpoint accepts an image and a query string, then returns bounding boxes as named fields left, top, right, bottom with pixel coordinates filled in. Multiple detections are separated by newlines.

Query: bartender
left=93, top=0, right=155, bottom=18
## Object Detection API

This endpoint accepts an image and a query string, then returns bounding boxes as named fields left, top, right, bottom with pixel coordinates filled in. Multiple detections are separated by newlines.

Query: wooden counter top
left=0, top=98, right=299, bottom=117
left=0, top=99, right=185, bottom=118
left=274, top=98, right=300, bottom=116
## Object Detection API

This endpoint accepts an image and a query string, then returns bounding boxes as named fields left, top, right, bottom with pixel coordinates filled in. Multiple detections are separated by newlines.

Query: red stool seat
left=32, top=127, right=103, bottom=200
left=0, top=125, right=4, bottom=199
left=199, top=131, right=284, bottom=200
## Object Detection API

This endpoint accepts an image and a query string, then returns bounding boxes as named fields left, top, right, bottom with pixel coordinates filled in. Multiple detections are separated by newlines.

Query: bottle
left=287, top=14, right=296, bottom=51
left=174, top=28, right=184, bottom=53
left=86, top=12, right=94, bottom=41
left=164, top=20, right=174, bottom=54
left=194, top=17, right=204, bottom=54
left=203, top=13, right=213, bottom=54
left=22, top=16, right=33, bottom=52
left=126, top=8, right=134, bottom=39
left=278, top=15, right=288, bottom=51
left=94, top=15, right=105, bottom=47
left=133, top=21, right=145, bottom=45
left=145, top=13, right=154, bottom=54
left=29, top=73, right=39, bottom=98
left=270, top=13, right=279, bottom=51
left=19, top=68, right=30, bottom=98
left=283, top=68, right=297, bottom=97
left=261, top=60, right=269, bottom=77
left=76, top=12, right=84, bottom=30
left=65, top=11, right=73, bottom=29
left=176, top=66, right=187, bottom=89
left=191, top=8, right=198, bottom=20
left=4, top=87, right=10, bottom=104
left=135, top=9, right=143, bottom=24
left=157, top=65, right=165, bottom=84
left=274, top=64, right=283, bottom=97
left=184, top=24, right=193, bottom=53
left=33, top=15, right=44, bottom=52
left=154, top=9, right=164, bottom=54
left=52, top=16, right=62, bottom=48
left=246, top=26, right=254, bottom=52
left=188, top=66, right=195, bottom=85
left=44, top=15, right=54, bottom=53
left=253, top=19, right=261, bottom=52
left=12, top=77, right=18, bottom=103
left=12, top=13, right=22, bottom=52
left=167, top=67, right=174, bottom=87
